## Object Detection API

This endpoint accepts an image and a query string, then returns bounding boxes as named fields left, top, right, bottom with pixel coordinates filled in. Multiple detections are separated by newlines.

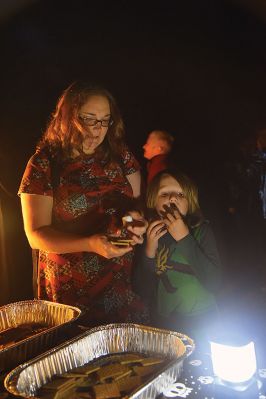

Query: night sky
left=1, top=0, right=266, bottom=301
left=1, top=0, right=266, bottom=185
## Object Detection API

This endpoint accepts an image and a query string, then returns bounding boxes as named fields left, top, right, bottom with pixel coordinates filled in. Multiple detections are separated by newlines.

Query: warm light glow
left=210, top=341, right=257, bottom=384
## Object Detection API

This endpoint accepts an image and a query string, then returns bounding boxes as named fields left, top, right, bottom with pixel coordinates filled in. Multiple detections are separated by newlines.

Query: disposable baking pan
left=0, top=300, right=81, bottom=372
left=4, top=323, right=194, bottom=398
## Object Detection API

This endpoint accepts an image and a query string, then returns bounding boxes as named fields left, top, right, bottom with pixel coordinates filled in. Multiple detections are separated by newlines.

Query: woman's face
left=155, top=175, right=189, bottom=216
left=78, top=95, right=111, bottom=154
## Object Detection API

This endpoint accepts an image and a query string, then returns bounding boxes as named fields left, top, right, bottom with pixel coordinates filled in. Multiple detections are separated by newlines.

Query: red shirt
left=147, top=154, right=169, bottom=183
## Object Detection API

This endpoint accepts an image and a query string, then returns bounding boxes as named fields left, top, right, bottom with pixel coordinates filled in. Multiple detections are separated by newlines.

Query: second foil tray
left=5, top=323, right=195, bottom=398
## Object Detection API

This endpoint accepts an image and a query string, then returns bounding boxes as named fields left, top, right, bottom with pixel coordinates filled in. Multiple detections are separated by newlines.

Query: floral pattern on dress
left=19, top=146, right=149, bottom=326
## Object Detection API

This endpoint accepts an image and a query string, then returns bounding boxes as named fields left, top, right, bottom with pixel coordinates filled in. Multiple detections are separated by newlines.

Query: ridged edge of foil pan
left=0, top=300, right=82, bottom=372
left=4, top=323, right=195, bottom=398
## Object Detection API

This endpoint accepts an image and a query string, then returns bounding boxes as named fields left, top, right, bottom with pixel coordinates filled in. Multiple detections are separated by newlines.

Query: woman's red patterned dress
left=18, top=147, right=149, bottom=326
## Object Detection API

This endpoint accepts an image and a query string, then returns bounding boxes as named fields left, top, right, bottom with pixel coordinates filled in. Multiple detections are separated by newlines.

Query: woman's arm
left=20, top=193, right=133, bottom=258
left=126, top=170, right=141, bottom=198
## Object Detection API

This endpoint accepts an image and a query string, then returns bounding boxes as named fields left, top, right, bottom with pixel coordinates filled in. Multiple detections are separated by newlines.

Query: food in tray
left=132, top=365, right=156, bottom=377
left=116, top=353, right=145, bottom=364
left=71, top=364, right=101, bottom=375
left=139, top=356, right=166, bottom=366
left=108, top=237, right=134, bottom=247
left=43, top=378, right=76, bottom=391
left=93, top=382, right=120, bottom=399
left=97, top=363, right=129, bottom=382
left=0, top=323, right=48, bottom=350
left=115, top=375, right=141, bottom=394
left=37, top=352, right=168, bottom=398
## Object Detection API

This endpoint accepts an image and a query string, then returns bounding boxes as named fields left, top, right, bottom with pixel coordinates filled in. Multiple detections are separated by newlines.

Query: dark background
left=0, top=0, right=266, bottom=309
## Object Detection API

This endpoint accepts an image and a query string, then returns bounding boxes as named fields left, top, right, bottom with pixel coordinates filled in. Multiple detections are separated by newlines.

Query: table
left=161, top=350, right=266, bottom=399
left=1, top=345, right=266, bottom=398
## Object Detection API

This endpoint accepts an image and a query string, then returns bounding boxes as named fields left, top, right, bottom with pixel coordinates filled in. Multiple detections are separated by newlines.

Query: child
left=141, top=169, right=222, bottom=345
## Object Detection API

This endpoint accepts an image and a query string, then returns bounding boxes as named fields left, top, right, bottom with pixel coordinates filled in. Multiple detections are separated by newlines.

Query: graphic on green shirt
left=155, top=224, right=216, bottom=317
left=156, top=244, right=172, bottom=275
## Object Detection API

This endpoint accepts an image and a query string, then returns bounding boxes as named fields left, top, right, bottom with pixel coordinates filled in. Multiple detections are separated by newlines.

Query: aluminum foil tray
left=0, top=300, right=81, bottom=372
left=5, top=323, right=194, bottom=398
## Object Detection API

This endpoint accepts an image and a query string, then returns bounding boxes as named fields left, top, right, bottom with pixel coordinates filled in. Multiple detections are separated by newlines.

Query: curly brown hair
left=38, top=81, right=126, bottom=164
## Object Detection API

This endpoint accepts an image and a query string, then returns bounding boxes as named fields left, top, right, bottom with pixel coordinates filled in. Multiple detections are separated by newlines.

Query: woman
left=18, top=81, right=149, bottom=326
left=141, top=170, right=221, bottom=343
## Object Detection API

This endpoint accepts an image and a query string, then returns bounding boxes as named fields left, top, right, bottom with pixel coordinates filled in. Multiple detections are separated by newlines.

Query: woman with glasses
left=18, top=81, right=149, bottom=326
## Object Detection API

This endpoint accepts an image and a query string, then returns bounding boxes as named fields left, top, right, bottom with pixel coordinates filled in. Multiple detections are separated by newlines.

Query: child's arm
left=142, top=253, right=157, bottom=272
left=172, top=222, right=222, bottom=292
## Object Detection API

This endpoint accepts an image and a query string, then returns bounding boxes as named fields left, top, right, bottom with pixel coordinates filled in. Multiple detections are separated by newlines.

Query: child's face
left=155, top=175, right=189, bottom=216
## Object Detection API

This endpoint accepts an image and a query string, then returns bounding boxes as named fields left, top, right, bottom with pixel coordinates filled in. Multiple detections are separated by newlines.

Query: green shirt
left=143, top=221, right=221, bottom=318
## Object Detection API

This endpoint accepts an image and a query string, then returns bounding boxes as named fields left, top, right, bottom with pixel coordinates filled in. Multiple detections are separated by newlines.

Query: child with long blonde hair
left=142, top=169, right=221, bottom=343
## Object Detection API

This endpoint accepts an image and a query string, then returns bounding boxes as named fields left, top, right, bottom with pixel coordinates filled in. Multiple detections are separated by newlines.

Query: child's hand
left=145, top=219, right=167, bottom=258
left=162, top=204, right=189, bottom=241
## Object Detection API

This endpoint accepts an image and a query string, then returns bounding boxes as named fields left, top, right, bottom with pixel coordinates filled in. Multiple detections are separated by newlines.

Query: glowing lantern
left=211, top=341, right=257, bottom=384
left=210, top=338, right=258, bottom=397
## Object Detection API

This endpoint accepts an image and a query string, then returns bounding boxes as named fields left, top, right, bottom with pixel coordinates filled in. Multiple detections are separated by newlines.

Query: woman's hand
left=124, top=210, right=148, bottom=245
left=87, top=234, right=133, bottom=259
left=145, top=219, right=167, bottom=258
left=162, top=204, right=189, bottom=242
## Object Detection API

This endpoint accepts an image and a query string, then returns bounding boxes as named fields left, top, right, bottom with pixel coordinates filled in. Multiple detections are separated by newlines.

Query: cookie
left=116, top=375, right=141, bottom=393
left=140, top=357, right=165, bottom=366
left=97, top=363, right=128, bottom=381
left=93, top=382, right=120, bottom=399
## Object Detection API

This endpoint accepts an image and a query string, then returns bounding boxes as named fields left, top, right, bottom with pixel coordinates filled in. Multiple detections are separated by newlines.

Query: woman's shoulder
left=29, top=145, right=51, bottom=161
left=19, top=146, right=55, bottom=196
left=24, top=147, right=49, bottom=170
left=29, top=145, right=64, bottom=167
left=24, top=145, right=65, bottom=181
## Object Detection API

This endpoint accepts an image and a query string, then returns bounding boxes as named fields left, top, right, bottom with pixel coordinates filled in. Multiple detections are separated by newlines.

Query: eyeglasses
left=78, top=115, right=113, bottom=127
